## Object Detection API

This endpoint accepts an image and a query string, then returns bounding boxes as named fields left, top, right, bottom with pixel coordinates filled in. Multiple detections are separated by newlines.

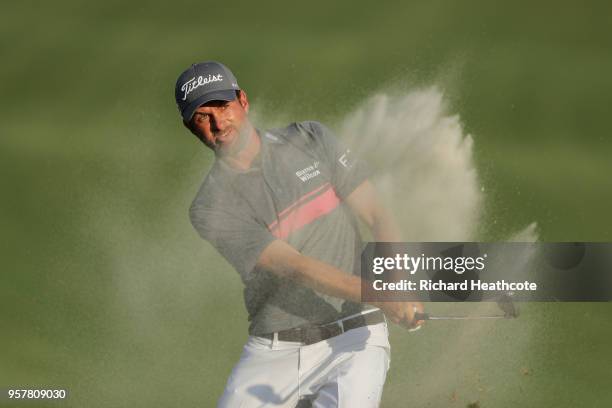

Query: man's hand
left=375, top=301, right=425, bottom=330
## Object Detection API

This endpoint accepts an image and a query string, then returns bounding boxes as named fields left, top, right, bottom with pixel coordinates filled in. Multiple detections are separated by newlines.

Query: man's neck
left=219, top=128, right=261, bottom=171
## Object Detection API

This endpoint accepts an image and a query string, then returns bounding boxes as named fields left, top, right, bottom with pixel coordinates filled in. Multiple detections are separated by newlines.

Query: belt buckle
left=303, top=323, right=343, bottom=345
left=302, top=327, right=323, bottom=345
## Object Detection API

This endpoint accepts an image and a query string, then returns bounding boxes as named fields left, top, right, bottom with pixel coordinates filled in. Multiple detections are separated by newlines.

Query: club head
left=497, top=293, right=519, bottom=318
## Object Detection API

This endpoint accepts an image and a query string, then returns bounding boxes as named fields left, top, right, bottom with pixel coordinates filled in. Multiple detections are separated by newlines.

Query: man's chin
left=214, top=137, right=237, bottom=155
left=217, top=131, right=249, bottom=157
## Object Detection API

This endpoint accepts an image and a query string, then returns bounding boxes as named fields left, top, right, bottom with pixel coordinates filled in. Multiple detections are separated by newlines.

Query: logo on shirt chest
left=295, top=161, right=321, bottom=182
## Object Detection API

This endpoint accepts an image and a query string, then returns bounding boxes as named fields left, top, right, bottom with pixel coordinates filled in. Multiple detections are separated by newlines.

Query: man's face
left=190, top=91, right=250, bottom=155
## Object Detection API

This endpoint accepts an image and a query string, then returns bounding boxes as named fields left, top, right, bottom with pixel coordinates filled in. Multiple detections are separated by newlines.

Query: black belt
left=261, top=310, right=385, bottom=345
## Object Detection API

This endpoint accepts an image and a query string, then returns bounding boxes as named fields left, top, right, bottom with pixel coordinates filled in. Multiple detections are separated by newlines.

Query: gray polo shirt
left=189, top=121, right=372, bottom=335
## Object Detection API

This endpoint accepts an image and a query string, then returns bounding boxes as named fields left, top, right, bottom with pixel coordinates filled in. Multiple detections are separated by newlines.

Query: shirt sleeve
left=189, top=195, right=276, bottom=282
left=300, top=121, right=370, bottom=199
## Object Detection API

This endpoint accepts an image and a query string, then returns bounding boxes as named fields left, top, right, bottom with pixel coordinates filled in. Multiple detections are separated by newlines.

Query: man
left=175, top=61, right=424, bottom=407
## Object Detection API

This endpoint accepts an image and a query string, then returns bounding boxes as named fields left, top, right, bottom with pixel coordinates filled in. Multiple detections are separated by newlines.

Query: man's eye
left=196, top=113, right=209, bottom=122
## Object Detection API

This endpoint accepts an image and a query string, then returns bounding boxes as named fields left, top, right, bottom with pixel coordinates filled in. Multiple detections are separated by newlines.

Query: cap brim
left=182, top=89, right=237, bottom=122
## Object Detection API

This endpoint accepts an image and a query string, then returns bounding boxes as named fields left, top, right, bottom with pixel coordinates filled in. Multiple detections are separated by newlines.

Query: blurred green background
left=1, top=1, right=611, bottom=407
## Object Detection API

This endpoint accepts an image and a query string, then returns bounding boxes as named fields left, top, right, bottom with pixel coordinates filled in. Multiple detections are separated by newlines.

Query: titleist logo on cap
left=181, top=74, right=224, bottom=101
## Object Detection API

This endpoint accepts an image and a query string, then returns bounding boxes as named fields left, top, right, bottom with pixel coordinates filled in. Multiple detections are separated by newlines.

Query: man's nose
left=209, top=111, right=224, bottom=131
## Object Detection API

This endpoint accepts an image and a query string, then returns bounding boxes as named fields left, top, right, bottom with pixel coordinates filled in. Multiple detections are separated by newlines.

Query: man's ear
left=238, top=90, right=249, bottom=113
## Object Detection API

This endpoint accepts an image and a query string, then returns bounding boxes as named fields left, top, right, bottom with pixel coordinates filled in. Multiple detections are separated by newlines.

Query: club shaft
left=426, top=315, right=507, bottom=320
left=414, top=312, right=510, bottom=321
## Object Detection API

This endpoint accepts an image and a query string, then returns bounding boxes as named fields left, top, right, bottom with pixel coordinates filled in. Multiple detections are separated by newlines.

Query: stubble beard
left=215, top=123, right=251, bottom=158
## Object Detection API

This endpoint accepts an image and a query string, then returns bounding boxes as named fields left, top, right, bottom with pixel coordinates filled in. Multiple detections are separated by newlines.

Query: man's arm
left=257, top=240, right=363, bottom=303
left=345, top=180, right=425, bottom=327
left=344, top=180, right=402, bottom=242
left=256, top=180, right=424, bottom=329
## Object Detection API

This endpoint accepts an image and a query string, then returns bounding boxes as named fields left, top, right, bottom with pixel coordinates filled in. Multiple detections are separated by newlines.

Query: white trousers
left=217, top=321, right=391, bottom=408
